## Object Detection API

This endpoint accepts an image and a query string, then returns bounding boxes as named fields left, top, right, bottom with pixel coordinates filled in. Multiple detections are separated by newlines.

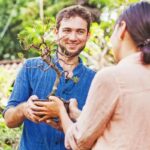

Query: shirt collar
left=52, top=55, right=85, bottom=77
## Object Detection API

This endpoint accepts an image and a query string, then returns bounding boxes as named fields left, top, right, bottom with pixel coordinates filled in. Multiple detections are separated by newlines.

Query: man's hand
left=23, top=95, right=41, bottom=123
left=69, top=99, right=81, bottom=122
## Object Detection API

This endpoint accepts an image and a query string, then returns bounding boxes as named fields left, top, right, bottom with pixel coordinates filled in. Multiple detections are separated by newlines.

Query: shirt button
left=55, top=141, right=59, bottom=145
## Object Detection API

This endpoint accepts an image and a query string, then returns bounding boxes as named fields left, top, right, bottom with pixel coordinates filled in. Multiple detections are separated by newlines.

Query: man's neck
left=57, top=50, right=79, bottom=78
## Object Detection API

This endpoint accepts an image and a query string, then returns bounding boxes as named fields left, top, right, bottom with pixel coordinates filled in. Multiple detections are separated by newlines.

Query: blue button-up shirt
left=4, top=57, right=95, bottom=150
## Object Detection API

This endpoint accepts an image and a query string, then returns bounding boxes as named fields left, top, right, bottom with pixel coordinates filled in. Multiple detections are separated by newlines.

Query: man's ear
left=118, top=20, right=127, bottom=40
left=87, top=32, right=90, bottom=40
left=53, top=27, right=58, bottom=35
left=53, top=28, right=59, bottom=44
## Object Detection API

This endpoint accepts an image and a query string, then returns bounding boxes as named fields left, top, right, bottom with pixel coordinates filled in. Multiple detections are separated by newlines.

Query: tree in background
left=0, top=0, right=74, bottom=59
left=0, top=0, right=138, bottom=61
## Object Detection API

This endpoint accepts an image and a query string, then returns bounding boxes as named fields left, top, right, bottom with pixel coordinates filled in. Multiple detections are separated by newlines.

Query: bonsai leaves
left=18, top=18, right=56, bottom=54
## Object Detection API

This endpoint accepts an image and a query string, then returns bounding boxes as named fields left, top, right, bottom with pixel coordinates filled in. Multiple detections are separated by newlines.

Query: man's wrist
left=18, top=102, right=27, bottom=119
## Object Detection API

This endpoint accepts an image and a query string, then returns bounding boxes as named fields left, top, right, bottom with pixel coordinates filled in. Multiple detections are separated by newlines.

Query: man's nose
left=68, top=32, right=77, bottom=41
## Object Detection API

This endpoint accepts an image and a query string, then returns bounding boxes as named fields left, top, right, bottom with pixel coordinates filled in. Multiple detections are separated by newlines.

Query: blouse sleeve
left=65, top=67, right=120, bottom=150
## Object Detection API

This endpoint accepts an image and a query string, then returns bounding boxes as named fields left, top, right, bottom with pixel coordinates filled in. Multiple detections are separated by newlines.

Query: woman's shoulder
left=97, top=65, right=117, bottom=78
left=91, top=66, right=118, bottom=86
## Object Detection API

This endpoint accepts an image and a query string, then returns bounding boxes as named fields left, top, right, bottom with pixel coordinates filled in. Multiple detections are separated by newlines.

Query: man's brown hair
left=56, top=5, right=92, bottom=32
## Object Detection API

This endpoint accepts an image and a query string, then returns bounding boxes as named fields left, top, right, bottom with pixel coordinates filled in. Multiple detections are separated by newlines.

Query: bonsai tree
left=18, top=19, right=79, bottom=112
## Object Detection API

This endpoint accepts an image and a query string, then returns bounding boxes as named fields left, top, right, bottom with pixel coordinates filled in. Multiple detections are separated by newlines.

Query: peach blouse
left=65, top=52, right=150, bottom=150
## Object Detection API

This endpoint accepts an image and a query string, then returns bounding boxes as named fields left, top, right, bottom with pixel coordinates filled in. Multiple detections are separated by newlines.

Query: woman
left=41, top=1, right=150, bottom=150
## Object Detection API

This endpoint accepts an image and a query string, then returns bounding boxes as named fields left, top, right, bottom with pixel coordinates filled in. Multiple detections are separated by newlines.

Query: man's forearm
left=4, top=102, right=26, bottom=128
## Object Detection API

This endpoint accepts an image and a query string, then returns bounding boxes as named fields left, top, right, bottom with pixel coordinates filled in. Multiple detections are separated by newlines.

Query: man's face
left=56, top=16, right=90, bottom=57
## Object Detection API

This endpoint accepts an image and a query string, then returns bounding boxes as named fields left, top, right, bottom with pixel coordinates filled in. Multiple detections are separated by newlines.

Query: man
left=3, top=5, right=95, bottom=150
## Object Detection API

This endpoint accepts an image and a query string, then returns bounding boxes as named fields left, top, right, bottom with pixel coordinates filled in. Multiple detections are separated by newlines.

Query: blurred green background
left=0, top=0, right=140, bottom=149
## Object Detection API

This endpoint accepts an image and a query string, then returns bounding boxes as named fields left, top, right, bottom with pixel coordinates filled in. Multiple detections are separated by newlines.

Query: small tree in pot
left=18, top=19, right=79, bottom=113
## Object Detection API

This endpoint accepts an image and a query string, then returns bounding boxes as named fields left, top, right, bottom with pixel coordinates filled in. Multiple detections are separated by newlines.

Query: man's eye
left=63, top=29, right=70, bottom=33
left=78, top=30, right=85, bottom=34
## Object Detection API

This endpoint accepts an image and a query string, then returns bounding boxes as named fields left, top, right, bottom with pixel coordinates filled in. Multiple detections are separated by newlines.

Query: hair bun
left=143, top=38, right=150, bottom=46
left=141, top=40, right=150, bottom=64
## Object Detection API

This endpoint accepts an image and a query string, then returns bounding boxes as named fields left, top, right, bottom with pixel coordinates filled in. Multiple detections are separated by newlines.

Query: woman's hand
left=33, top=96, right=65, bottom=122
left=45, top=119, right=63, bottom=131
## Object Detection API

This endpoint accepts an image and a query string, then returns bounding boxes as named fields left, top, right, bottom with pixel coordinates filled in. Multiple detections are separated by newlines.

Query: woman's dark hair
left=56, top=5, right=92, bottom=32
left=117, top=1, right=150, bottom=64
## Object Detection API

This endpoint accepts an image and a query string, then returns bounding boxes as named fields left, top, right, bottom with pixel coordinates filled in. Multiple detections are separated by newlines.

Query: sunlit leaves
left=18, top=19, right=55, bottom=55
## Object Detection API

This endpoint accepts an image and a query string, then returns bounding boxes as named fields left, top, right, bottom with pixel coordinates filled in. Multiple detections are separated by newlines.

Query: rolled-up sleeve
left=3, top=60, right=32, bottom=116
left=65, top=67, right=120, bottom=150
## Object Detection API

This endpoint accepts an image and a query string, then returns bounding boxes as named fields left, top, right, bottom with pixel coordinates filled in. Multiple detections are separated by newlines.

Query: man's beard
left=59, top=44, right=86, bottom=58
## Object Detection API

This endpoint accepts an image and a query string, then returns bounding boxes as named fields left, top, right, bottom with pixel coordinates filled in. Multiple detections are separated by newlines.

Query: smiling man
left=3, top=5, right=95, bottom=150
left=57, top=16, right=89, bottom=57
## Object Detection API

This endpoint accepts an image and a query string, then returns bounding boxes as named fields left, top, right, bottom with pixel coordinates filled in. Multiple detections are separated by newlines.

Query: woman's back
left=93, top=53, right=150, bottom=150
left=63, top=2, right=150, bottom=150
